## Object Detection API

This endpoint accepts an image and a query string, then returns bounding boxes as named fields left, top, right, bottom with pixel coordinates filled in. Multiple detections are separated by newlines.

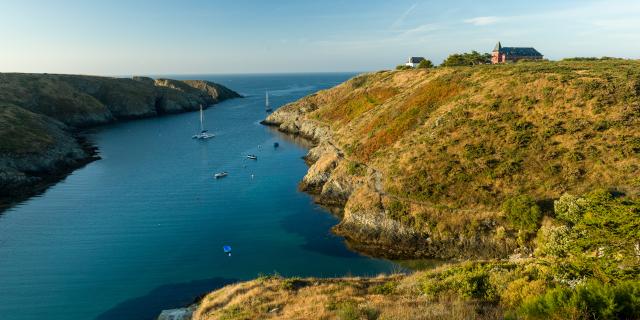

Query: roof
left=408, top=57, right=426, bottom=63
left=492, top=42, right=543, bottom=57
left=499, top=47, right=543, bottom=57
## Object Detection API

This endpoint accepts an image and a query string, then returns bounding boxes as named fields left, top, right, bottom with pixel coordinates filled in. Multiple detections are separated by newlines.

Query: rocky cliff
left=264, top=60, right=640, bottom=259
left=0, top=73, right=240, bottom=210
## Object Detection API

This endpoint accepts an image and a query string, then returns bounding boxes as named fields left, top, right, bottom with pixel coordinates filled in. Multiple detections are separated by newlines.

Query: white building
left=405, top=57, right=426, bottom=68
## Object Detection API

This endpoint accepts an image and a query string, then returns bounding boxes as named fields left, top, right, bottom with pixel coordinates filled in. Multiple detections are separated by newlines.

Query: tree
left=502, top=195, right=542, bottom=233
left=441, top=51, right=491, bottom=67
left=417, top=59, right=434, bottom=69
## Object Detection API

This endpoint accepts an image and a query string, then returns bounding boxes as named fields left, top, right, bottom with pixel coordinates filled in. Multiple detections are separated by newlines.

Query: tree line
left=397, top=50, right=492, bottom=70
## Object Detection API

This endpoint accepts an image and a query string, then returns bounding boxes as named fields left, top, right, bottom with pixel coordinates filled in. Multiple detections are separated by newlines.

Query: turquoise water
left=0, top=74, right=399, bottom=320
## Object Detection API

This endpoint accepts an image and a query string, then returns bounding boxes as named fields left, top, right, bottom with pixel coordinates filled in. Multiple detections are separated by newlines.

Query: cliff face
left=0, top=73, right=240, bottom=209
left=264, top=60, right=640, bottom=259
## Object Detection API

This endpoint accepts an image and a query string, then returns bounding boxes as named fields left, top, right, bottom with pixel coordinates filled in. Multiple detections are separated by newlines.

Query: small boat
left=214, top=172, right=228, bottom=179
left=265, top=91, right=273, bottom=112
left=246, top=154, right=257, bottom=160
left=273, top=142, right=279, bottom=148
left=192, top=105, right=215, bottom=139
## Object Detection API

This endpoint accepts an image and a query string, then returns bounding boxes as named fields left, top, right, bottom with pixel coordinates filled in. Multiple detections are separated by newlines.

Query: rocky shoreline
left=0, top=73, right=241, bottom=212
left=261, top=112, right=433, bottom=259
left=0, top=133, right=100, bottom=212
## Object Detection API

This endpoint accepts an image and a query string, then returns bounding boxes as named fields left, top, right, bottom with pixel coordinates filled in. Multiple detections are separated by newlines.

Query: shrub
left=330, top=300, right=380, bottom=320
left=502, top=195, right=542, bottom=233
left=396, top=65, right=412, bottom=70
left=501, top=278, right=549, bottom=309
left=441, top=51, right=491, bottom=67
left=335, top=301, right=361, bottom=320
left=553, top=193, right=584, bottom=224
left=417, top=59, right=434, bottom=69
left=515, top=280, right=640, bottom=320
left=420, top=263, right=500, bottom=301
left=548, top=190, right=640, bottom=280
left=346, top=161, right=366, bottom=176
left=371, top=281, right=398, bottom=295
left=280, top=277, right=304, bottom=290
left=535, top=224, right=571, bottom=257
left=351, top=74, right=369, bottom=88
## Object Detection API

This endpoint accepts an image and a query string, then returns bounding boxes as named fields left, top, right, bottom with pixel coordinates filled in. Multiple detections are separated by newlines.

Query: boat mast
left=200, top=105, right=204, bottom=132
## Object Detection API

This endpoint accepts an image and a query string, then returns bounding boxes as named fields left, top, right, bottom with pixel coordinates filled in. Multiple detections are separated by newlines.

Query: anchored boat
left=192, top=105, right=215, bottom=139
left=265, top=91, right=272, bottom=112
left=214, top=172, right=228, bottom=179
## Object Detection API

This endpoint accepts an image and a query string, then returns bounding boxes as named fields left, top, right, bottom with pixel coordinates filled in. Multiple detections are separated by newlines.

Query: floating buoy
left=223, top=245, right=232, bottom=256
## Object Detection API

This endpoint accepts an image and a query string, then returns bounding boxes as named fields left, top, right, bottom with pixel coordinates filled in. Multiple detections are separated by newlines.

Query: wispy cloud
left=391, top=3, right=418, bottom=29
left=399, top=23, right=442, bottom=37
left=464, top=16, right=500, bottom=26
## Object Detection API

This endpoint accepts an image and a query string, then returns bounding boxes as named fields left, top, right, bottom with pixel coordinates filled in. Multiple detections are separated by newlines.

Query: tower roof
left=493, top=42, right=502, bottom=52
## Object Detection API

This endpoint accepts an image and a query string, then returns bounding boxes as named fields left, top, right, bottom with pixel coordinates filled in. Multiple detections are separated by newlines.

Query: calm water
left=0, top=74, right=399, bottom=320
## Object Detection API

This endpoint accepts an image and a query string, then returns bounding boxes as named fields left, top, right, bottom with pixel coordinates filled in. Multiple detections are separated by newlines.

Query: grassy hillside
left=265, top=59, right=640, bottom=259
left=309, top=60, right=640, bottom=207
left=0, top=104, right=62, bottom=154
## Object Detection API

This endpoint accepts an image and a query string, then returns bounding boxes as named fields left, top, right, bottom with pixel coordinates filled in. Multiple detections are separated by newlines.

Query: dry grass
left=192, top=275, right=502, bottom=320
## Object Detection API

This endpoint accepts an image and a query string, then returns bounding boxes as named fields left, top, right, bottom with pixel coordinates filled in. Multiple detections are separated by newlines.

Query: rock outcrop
left=263, top=104, right=441, bottom=258
left=0, top=73, right=241, bottom=210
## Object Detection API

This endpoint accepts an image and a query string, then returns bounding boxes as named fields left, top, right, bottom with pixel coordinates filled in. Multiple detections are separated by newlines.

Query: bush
left=535, top=224, right=571, bottom=257
left=502, top=195, right=542, bottom=233
left=346, top=161, right=366, bottom=176
left=417, top=59, right=434, bottom=69
left=548, top=190, right=640, bottom=280
left=515, top=280, right=640, bottom=320
left=441, top=51, right=491, bottom=67
left=420, top=263, right=500, bottom=301
left=396, top=65, right=412, bottom=70
left=280, top=277, right=304, bottom=290
left=371, top=281, right=398, bottom=295
left=553, top=193, right=584, bottom=224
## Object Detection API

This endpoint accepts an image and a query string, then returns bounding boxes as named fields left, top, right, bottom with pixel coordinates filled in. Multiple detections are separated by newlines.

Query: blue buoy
left=223, top=245, right=232, bottom=256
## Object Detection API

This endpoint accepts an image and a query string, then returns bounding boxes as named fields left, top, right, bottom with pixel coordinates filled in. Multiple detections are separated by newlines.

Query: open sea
left=0, top=73, right=400, bottom=320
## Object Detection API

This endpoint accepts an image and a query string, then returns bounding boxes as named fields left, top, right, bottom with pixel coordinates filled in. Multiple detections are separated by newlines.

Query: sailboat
left=192, top=104, right=215, bottom=139
left=265, top=91, right=273, bottom=112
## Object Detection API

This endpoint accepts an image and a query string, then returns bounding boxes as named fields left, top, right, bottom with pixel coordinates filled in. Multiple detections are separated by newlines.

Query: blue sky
left=1, top=0, right=639, bottom=75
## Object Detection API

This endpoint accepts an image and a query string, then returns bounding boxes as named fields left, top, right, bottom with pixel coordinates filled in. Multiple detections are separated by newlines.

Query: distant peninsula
left=0, top=73, right=241, bottom=210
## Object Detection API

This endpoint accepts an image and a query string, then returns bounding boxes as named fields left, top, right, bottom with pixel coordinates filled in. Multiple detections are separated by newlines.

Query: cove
left=0, top=73, right=399, bottom=320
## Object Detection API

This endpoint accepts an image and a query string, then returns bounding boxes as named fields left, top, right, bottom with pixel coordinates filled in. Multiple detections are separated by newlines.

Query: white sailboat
left=192, top=105, right=215, bottom=139
left=265, top=91, right=272, bottom=112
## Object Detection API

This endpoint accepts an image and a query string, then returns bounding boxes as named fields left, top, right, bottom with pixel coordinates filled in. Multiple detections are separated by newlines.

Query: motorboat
left=214, top=172, right=228, bottom=179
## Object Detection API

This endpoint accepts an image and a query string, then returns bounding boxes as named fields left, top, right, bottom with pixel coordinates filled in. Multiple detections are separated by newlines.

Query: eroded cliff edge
left=263, top=60, right=640, bottom=259
left=0, top=73, right=241, bottom=209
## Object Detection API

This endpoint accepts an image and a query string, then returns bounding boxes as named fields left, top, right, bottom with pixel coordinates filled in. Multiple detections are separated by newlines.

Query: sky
left=1, top=0, right=639, bottom=75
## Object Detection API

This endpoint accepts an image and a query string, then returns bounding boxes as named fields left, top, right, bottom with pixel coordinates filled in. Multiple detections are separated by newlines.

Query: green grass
left=0, top=104, right=58, bottom=154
